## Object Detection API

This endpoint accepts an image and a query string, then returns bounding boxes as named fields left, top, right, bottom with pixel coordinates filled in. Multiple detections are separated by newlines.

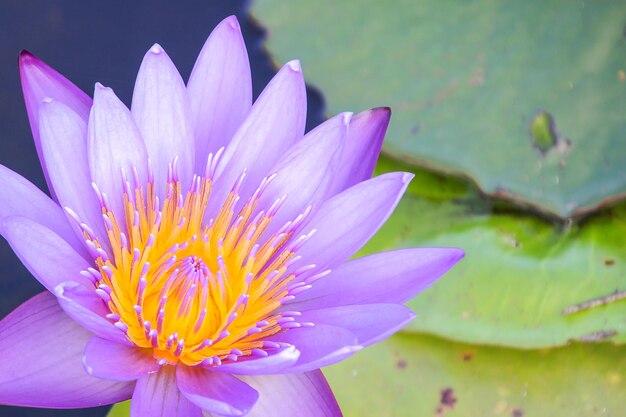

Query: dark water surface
left=0, top=1, right=323, bottom=415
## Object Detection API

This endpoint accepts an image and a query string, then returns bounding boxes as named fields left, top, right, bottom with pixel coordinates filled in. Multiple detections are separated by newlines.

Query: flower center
left=75, top=158, right=314, bottom=367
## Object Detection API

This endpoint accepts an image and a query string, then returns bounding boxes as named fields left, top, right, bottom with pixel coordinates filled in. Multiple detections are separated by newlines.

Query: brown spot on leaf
left=511, top=408, right=524, bottom=417
left=460, top=351, right=475, bottom=362
left=619, top=70, right=626, bottom=81
left=562, top=290, right=626, bottom=315
left=604, top=259, right=616, bottom=266
left=396, top=359, right=408, bottom=369
left=577, top=330, right=617, bottom=342
left=435, top=388, right=457, bottom=416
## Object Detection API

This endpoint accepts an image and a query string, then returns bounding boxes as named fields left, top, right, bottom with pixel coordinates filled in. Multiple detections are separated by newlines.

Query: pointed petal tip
left=451, top=247, right=465, bottom=262
left=94, top=82, right=114, bottom=96
left=425, top=246, right=466, bottom=270
left=19, top=50, right=46, bottom=79
left=149, top=43, right=164, bottom=54
left=432, top=246, right=465, bottom=263
left=286, top=59, right=302, bottom=72
left=401, top=172, right=415, bottom=184
left=341, top=111, right=353, bottom=126
left=53, top=280, right=81, bottom=298
left=373, top=106, right=392, bottom=120
left=222, top=15, right=240, bottom=30
left=53, top=283, right=65, bottom=298
left=358, top=106, right=391, bottom=122
left=19, top=50, right=36, bottom=66
left=19, top=50, right=47, bottom=71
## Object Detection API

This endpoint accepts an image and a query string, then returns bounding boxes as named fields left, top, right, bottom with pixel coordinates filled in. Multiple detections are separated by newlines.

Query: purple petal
left=177, top=366, right=258, bottom=416
left=256, top=112, right=349, bottom=237
left=207, top=60, right=306, bottom=220
left=211, top=344, right=300, bottom=376
left=295, top=172, right=413, bottom=271
left=290, top=247, right=464, bottom=310
left=39, top=99, right=108, bottom=245
left=19, top=51, right=92, bottom=201
left=0, top=164, right=86, bottom=255
left=2, top=216, right=92, bottom=292
left=88, top=84, right=149, bottom=227
left=131, top=367, right=201, bottom=417
left=240, top=371, right=341, bottom=417
left=83, top=336, right=159, bottom=382
left=188, top=15, right=252, bottom=172
left=55, top=281, right=130, bottom=345
left=329, top=107, right=390, bottom=195
left=296, top=304, right=415, bottom=347
left=268, top=324, right=361, bottom=374
left=131, top=44, right=195, bottom=192
left=0, top=292, right=133, bottom=408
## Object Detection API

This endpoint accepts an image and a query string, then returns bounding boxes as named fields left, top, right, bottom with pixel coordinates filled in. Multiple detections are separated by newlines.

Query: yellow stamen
left=87, top=171, right=305, bottom=367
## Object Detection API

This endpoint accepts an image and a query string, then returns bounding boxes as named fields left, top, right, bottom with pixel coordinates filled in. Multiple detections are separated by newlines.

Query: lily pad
left=360, top=156, right=626, bottom=348
left=326, top=333, right=626, bottom=416
left=107, top=333, right=626, bottom=416
left=251, top=0, right=626, bottom=219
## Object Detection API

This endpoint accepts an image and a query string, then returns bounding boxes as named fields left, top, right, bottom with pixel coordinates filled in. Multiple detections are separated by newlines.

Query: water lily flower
left=0, top=15, right=463, bottom=417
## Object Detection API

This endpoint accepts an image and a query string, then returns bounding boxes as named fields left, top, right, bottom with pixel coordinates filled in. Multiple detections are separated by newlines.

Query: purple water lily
left=0, top=15, right=463, bottom=417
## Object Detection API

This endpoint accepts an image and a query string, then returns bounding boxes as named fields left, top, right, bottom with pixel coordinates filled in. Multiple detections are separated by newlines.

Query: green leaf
left=251, top=0, right=626, bottom=219
left=360, top=159, right=626, bottom=348
left=325, top=333, right=626, bottom=416
left=107, top=401, right=129, bottom=417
